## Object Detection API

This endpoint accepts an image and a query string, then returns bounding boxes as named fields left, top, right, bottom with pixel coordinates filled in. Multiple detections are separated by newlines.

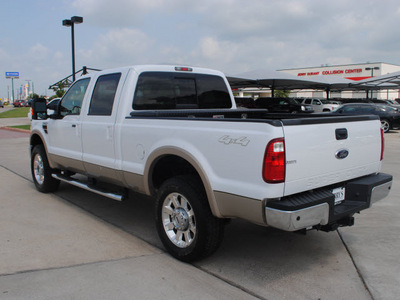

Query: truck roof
left=82, top=65, right=226, bottom=78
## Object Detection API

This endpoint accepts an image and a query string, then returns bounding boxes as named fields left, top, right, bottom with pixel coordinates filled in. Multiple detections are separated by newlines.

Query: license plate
left=332, top=187, right=345, bottom=205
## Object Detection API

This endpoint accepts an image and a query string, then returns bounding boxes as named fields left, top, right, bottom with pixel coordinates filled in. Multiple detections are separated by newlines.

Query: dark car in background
left=234, top=97, right=256, bottom=108
left=334, top=103, right=400, bottom=133
left=371, top=99, right=400, bottom=110
left=255, top=97, right=314, bottom=113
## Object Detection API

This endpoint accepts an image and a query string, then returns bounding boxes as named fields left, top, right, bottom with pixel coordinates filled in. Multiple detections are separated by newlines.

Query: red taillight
left=263, top=138, right=285, bottom=183
left=380, top=128, right=385, bottom=161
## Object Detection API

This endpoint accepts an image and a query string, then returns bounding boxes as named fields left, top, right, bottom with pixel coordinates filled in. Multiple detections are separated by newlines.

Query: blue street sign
left=6, top=72, right=19, bottom=79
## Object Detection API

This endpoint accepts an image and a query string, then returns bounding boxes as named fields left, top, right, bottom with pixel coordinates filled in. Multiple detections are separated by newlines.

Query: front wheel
left=380, top=119, right=390, bottom=133
left=31, top=145, right=60, bottom=193
left=155, top=176, right=224, bottom=262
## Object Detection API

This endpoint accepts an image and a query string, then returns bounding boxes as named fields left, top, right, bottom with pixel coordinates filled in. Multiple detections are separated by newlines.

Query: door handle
left=72, top=124, right=76, bottom=128
left=336, top=128, right=348, bottom=140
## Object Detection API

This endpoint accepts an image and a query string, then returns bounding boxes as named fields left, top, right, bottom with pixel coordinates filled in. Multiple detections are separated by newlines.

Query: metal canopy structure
left=227, top=69, right=400, bottom=98
left=49, top=66, right=101, bottom=90
left=228, top=69, right=326, bottom=90
left=350, top=71, right=400, bottom=88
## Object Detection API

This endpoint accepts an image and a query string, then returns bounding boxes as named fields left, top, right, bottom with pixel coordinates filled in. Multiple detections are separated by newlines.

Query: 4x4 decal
left=218, top=135, right=250, bottom=146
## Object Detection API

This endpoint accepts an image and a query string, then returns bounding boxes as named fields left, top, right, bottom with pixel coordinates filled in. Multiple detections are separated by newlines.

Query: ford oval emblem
left=336, top=149, right=349, bottom=159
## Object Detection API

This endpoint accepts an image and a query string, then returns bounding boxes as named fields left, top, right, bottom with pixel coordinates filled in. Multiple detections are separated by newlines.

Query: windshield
left=380, top=105, right=398, bottom=112
left=387, top=100, right=399, bottom=105
left=287, top=98, right=300, bottom=105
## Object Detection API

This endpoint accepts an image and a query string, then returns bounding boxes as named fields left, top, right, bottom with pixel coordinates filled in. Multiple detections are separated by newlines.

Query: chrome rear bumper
left=265, top=173, right=392, bottom=232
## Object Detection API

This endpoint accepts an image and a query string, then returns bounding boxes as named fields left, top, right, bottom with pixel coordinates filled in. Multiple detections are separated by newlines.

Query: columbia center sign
left=6, top=72, right=19, bottom=79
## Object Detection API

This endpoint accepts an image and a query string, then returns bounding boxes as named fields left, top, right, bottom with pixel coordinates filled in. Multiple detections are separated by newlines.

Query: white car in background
left=300, top=98, right=341, bottom=112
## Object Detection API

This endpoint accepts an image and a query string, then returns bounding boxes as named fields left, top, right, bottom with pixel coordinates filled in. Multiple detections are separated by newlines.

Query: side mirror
left=47, top=99, right=63, bottom=119
left=31, top=98, right=47, bottom=120
left=47, top=100, right=59, bottom=111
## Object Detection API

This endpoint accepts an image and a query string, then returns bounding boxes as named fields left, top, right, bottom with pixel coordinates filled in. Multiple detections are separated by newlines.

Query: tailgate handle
left=336, top=128, right=348, bottom=140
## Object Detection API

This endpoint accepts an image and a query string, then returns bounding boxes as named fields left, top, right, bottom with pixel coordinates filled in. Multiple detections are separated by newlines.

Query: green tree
left=28, top=93, right=39, bottom=99
left=274, top=89, right=291, bottom=98
left=52, top=80, right=68, bottom=98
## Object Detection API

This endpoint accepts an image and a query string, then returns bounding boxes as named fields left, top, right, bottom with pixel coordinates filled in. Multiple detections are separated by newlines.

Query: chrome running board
left=52, top=174, right=124, bottom=201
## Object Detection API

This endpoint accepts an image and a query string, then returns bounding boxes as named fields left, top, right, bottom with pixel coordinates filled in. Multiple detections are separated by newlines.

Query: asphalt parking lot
left=0, top=121, right=399, bottom=299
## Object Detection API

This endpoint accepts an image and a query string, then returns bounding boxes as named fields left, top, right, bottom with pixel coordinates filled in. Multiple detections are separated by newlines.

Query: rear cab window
left=132, top=72, right=232, bottom=110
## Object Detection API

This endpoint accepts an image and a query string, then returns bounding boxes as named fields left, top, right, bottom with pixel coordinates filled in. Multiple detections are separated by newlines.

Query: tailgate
left=282, top=116, right=382, bottom=196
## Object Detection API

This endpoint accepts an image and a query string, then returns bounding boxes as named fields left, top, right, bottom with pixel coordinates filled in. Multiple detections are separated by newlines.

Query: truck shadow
left=53, top=182, right=362, bottom=299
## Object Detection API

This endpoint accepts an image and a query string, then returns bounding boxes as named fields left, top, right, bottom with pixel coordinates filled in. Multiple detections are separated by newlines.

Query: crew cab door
left=81, top=71, right=126, bottom=182
left=47, top=78, right=91, bottom=172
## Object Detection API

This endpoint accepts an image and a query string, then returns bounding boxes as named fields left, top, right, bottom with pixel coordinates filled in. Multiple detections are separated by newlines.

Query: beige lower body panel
left=48, top=154, right=85, bottom=174
left=48, top=154, right=146, bottom=194
left=214, top=191, right=265, bottom=225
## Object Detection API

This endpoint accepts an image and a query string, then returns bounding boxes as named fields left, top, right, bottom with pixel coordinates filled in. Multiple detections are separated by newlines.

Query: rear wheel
left=155, top=176, right=224, bottom=262
left=380, top=119, right=390, bottom=133
left=31, top=145, right=60, bottom=193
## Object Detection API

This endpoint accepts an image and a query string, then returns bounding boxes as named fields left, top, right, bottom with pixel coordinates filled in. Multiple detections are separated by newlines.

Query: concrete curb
left=0, top=126, right=30, bottom=133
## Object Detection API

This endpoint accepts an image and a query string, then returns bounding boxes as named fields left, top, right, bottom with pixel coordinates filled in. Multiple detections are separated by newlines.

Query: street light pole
left=365, top=66, right=380, bottom=78
left=11, top=78, right=15, bottom=102
left=365, top=66, right=380, bottom=99
left=62, top=16, right=83, bottom=82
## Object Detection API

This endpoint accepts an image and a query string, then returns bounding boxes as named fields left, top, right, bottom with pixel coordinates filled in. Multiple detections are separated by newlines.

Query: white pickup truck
left=30, top=65, right=392, bottom=262
left=300, top=98, right=340, bottom=112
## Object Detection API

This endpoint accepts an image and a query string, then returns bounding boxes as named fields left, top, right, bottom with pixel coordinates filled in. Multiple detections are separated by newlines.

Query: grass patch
left=0, top=107, right=30, bottom=118
left=10, top=125, right=31, bottom=131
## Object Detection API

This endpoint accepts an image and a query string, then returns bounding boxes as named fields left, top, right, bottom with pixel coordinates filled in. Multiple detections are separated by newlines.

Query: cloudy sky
left=1, top=0, right=400, bottom=99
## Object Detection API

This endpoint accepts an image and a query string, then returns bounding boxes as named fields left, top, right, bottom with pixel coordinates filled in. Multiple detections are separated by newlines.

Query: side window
left=60, top=78, right=90, bottom=116
left=304, top=99, right=311, bottom=104
left=88, top=73, right=121, bottom=116
left=342, top=106, right=356, bottom=113
left=363, top=106, right=376, bottom=113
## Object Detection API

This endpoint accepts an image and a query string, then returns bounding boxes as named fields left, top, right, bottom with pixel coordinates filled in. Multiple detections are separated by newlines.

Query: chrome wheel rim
left=161, top=192, right=196, bottom=248
left=381, top=120, right=390, bottom=133
left=33, top=153, right=45, bottom=185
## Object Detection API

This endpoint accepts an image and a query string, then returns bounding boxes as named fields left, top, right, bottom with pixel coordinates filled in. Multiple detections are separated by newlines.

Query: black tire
left=155, top=176, right=224, bottom=262
left=31, top=144, right=60, bottom=193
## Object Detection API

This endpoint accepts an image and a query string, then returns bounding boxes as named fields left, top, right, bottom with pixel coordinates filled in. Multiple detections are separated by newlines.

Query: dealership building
left=278, top=62, right=400, bottom=99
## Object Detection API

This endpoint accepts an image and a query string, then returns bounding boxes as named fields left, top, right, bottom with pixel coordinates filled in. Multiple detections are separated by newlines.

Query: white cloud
left=71, top=0, right=166, bottom=26
left=67, top=0, right=400, bottom=73
left=3, top=0, right=400, bottom=99
left=28, top=43, right=50, bottom=61
left=78, top=28, right=154, bottom=68
left=0, top=48, right=11, bottom=64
